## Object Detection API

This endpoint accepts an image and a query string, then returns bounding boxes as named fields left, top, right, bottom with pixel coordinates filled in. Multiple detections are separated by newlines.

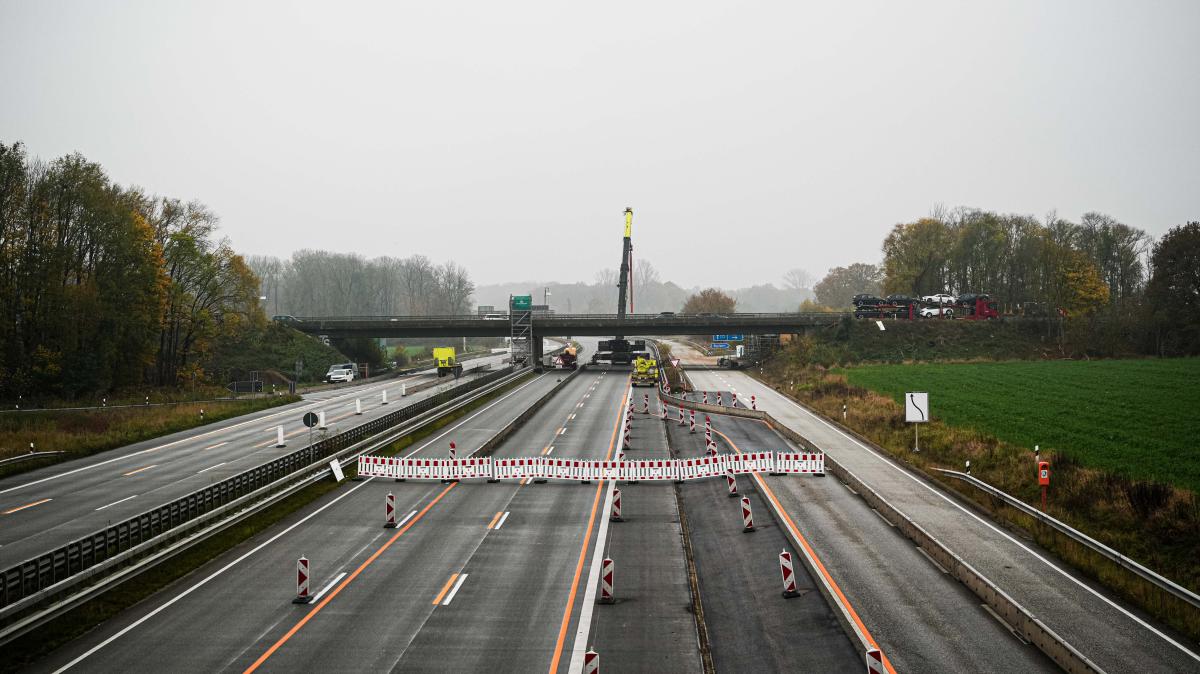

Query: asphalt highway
left=33, top=370, right=643, bottom=673
left=687, top=368, right=1200, bottom=673
left=0, top=355, right=508, bottom=570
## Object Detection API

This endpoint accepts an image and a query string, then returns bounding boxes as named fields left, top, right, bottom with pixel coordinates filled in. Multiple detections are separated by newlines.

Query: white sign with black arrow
left=905, top=391, right=929, bottom=452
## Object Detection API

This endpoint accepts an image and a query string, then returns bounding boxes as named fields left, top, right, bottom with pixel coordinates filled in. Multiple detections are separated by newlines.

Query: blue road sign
left=711, top=342, right=730, bottom=349
left=712, top=334, right=744, bottom=342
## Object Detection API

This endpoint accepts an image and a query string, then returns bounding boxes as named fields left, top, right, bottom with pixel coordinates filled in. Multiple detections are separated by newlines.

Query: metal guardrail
left=0, top=366, right=515, bottom=618
left=293, top=312, right=852, bottom=322
left=936, top=469, right=1200, bottom=612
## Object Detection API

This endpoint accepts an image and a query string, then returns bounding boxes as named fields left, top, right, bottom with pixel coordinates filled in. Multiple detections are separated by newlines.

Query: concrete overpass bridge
left=285, top=312, right=850, bottom=340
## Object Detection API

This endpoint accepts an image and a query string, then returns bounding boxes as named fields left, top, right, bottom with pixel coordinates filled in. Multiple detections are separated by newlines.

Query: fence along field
left=840, top=358, right=1200, bottom=493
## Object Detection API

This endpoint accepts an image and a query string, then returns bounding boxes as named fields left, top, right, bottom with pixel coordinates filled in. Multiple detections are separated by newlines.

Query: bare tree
left=782, top=268, right=814, bottom=291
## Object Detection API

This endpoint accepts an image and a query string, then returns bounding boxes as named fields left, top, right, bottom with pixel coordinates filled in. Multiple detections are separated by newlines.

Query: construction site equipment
left=433, top=347, right=463, bottom=378
left=592, top=208, right=642, bottom=368
left=631, top=356, right=658, bottom=387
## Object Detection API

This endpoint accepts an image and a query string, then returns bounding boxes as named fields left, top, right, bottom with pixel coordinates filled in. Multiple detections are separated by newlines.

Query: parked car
left=886, top=294, right=918, bottom=306
left=920, top=305, right=954, bottom=318
left=852, top=294, right=884, bottom=306
left=921, top=293, right=956, bottom=305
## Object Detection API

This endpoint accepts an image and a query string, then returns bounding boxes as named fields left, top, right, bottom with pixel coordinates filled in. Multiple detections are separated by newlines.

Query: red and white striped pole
left=702, top=391, right=709, bottom=404
left=780, top=550, right=801, bottom=598
left=731, top=393, right=738, bottom=407
left=866, top=648, right=885, bottom=674
left=751, top=395, right=757, bottom=411
left=689, top=409, right=696, bottom=434
left=716, top=391, right=723, bottom=406
left=741, top=496, right=756, bottom=532
left=448, top=441, right=456, bottom=460
left=294, top=557, right=313, bottom=604
left=726, top=470, right=738, bottom=497
left=705, top=415, right=712, bottom=432
left=610, top=487, right=624, bottom=522
left=623, top=420, right=631, bottom=449
left=384, top=492, right=397, bottom=528
left=660, top=404, right=667, bottom=421
left=678, top=406, right=686, bottom=426
left=584, top=649, right=600, bottom=674
left=598, top=557, right=615, bottom=604
left=708, top=443, right=717, bottom=458
left=643, top=393, right=649, bottom=414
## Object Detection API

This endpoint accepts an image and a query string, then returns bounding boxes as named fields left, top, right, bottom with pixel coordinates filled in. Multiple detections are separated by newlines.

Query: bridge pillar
left=532, top=335, right=544, bottom=365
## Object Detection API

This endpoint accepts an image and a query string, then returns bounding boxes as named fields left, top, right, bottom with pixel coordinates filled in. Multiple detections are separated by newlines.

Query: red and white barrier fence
left=356, top=451, right=823, bottom=483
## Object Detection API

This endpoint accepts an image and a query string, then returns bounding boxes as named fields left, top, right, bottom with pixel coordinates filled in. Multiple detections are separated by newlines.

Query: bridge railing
left=291, top=312, right=851, bottom=322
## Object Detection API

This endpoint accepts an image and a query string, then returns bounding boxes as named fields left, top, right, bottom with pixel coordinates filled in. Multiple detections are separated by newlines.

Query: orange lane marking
left=486, top=512, right=502, bottom=530
left=432, top=573, right=459, bottom=605
left=243, top=482, right=457, bottom=673
left=123, top=464, right=158, bottom=477
left=713, top=427, right=898, bottom=674
left=3, top=498, right=53, bottom=515
left=548, top=378, right=627, bottom=674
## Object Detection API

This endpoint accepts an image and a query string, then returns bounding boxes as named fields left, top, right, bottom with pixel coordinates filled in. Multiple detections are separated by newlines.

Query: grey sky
left=2, top=1, right=1197, bottom=289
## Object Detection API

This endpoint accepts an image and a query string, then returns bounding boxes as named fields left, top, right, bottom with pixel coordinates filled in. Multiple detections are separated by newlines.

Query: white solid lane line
left=495, top=512, right=510, bottom=530
left=443, top=573, right=468, bottom=605
left=741, top=374, right=1200, bottom=664
left=311, top=572, right=347, bottom=603
left=0, top=367, right=463, bottom=497
left=203, top=442, right=228, bottom=451
left=95, top=495, right=138, bottom=511
left=197, top=462, right=227, bottom=474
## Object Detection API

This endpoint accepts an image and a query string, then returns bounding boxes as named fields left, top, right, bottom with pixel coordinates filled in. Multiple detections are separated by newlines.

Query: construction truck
left=632, top=356, right=658, bottom=387
left=432, top=347, right=463, bottom=378
left=541, top=345, right=579, bottom=371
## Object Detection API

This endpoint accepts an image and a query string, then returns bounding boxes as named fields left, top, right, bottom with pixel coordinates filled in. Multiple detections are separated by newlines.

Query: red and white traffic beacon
left=1038, top=460, right=1050, bottom=510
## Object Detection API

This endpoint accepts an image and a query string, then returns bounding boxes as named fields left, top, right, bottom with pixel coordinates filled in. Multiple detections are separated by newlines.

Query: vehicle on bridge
left=433, top=347, right=463, bottom=377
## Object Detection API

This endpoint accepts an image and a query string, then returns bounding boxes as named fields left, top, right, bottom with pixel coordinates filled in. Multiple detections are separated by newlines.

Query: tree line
left=810, top=207, right=1200, bottom=355
left=246, top=251, right=475, bottom=318
left=0, top=142, right=481, bottom=399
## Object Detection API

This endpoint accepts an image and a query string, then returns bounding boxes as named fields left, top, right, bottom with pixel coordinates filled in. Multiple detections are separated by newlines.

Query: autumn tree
left=813, top=264, right=883, bottom=308
left=881, top=218, right=953, bottom=295
left=682, top=288, right=737, bottom=314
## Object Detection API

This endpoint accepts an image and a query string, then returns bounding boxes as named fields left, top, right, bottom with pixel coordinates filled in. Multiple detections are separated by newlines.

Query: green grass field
left=840, top=358, right=1200, bottom=493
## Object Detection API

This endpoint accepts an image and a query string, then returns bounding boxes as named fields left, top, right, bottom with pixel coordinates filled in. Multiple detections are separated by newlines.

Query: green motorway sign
left=511, top=295, right=532, bottom=310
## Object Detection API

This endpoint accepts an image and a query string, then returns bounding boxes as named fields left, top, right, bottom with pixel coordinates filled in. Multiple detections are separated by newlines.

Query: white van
left=325, top=363, right=359, bottom=383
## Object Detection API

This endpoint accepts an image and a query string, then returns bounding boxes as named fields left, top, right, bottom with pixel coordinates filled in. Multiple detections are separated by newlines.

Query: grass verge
left=754, top=361, right=1200, bottom=642
left=0, top=396, right=300, bottom=478
left=2, top=373, right=531, bottom=672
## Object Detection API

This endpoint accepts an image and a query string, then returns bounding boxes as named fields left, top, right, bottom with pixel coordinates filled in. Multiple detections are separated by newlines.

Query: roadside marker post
left=660, top=405, right=667, bottom=421
left=741, top=496, right=755, bottom=532
left=716, top=392, right=723, bottom=406
left=866, top=648, right=886, bottom=674
left=275, top=426, right=286, bottom=448
left=610, top=488, right=624, bottom=522
left=400, top=382, right=406, bottom=397
left=598, top=558, right=615, bottom=604
left=750, top=395, right=757, bottom=411
left=678, top=407, right=686, bottom=426
left=702, top=391, right=709, bottom=404
left=732, top=393, right=738, bottom=407
left=584, top=649, right=599, bottom=674
left=643, top=393, right=650, bottom=413
left=355, top=398, right=362, bottom=415
left=318, top=410, right=327, bottom=430
left=726, top=470, right=738, bottom=497
left=448, top=442, right=457, bottom=460
left=294, top=557, right=314, bottom=604
left=689, top=410, right=696, bottom=434
left=779, top=550, right=801, bottom=598
left=384, top=492, right=397, bottom=528
left=382, top=389, right=389, bottom=405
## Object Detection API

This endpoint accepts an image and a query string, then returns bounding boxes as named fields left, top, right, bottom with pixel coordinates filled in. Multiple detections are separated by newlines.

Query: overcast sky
left=2, top=1, right=1197, bottom=288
